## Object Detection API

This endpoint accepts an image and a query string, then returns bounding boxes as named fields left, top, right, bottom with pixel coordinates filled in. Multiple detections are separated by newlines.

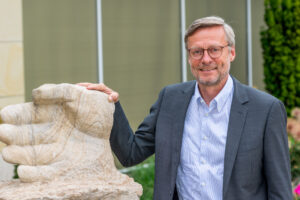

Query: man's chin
left=196, top=73, right=229, bottom=87
left=197, top=77, right=220, bottom=86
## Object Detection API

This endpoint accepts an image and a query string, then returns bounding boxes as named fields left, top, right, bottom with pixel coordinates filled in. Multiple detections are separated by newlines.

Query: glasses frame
left=188, top=44, right=230, bottom=60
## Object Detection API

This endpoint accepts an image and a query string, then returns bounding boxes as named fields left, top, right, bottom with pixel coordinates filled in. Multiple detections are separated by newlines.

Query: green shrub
left=125, top=156, right=155, bottom=200
left=289, top=136, right=300, bottom=180
left=261, top=0, right=300, bottom=115
left=13, top=165, right=19, bottom=179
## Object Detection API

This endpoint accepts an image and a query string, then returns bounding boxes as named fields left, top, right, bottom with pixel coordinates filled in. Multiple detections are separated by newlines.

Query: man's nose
left=201, top=50, right=213, bottom=64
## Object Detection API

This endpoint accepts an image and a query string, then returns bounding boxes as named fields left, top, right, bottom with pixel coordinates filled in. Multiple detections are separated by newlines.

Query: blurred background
left=0, top=0, right=271, bottom=199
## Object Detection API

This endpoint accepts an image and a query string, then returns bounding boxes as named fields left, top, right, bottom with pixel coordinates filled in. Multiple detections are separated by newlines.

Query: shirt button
left=201, top=159, right=205, bottom=164
left=201, top=182, right=206, bottom=186
left=203, top=136, right=208, bottom=140
left=205, top=113, right=208, bottom=117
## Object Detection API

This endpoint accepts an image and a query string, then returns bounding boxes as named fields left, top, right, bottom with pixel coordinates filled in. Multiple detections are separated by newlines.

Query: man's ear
left=188, top=56, right=192, bottom=66
left=230, top=46, right=236, bottom=62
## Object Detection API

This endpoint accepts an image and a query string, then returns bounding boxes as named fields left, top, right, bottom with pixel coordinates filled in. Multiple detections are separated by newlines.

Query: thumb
left=108, top=92, right=119, bottom=103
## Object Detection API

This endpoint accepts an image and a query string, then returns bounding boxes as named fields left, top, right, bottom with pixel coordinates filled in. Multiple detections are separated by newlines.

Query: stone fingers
left=17, top=165, right=57, bottom=182
left=0, top=103, right=35, bottom=125
left=32, top=83, right=83, bottom=105
left=0, top=103, right=58, bottom=124
left=2, top=145, right=35, bottom=165
left=0, top=123, right=56, bottom=146
left=0, top=124, right=33, bottom=145
left=2, top=143, right=64, bottom=166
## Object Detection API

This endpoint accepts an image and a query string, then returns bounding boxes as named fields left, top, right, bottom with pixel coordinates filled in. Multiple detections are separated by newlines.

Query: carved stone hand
left=0, top=83, right=142, bottom=200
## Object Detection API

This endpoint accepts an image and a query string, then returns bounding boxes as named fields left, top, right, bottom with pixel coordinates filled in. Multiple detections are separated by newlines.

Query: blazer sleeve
left=109, top=87, right=166, bottom=167
left=263, top=99, right=293, bottom=199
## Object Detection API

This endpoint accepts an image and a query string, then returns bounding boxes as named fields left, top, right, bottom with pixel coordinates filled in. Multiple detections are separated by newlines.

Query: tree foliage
left=261, top=0, right=300, bottom=115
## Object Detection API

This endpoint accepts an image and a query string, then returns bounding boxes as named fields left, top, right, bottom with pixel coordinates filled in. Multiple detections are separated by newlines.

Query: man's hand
left=0, top=84, right=118, bottom=182
left=77, top=83, right=119, bottom=103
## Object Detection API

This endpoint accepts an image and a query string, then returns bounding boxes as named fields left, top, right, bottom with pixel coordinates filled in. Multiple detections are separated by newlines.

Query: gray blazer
left=110, top=77, right=292, bottom=200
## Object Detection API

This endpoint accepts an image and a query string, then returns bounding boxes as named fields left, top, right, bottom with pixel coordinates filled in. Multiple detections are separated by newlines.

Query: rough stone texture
left=0, top=179, right=140, bottom=200
left=0, top=83, right=142, bottom=200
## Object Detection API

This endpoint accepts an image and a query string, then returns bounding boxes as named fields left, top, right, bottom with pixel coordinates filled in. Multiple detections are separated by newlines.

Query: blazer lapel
left=223, top=78, right=249, bottom=197
left=171, top=81, right=195, bottom=172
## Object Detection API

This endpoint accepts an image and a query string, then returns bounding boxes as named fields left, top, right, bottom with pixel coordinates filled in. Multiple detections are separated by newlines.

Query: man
left=80, top=16, right=292, bottom=200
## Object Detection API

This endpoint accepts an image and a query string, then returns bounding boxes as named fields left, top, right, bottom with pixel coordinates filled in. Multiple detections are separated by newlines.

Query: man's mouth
left=199, top=67, right=217, bottom=71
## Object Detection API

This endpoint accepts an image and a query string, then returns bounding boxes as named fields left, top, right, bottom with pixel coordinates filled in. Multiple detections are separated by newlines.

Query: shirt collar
left=194, top=76, right=234, bottom=112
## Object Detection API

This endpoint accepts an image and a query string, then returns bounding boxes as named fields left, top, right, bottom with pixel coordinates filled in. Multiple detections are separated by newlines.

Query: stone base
left=0, top=179, right=142, bottom=200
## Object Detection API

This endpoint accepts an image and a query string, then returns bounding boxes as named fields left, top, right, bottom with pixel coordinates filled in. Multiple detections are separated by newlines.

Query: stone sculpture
left=0, top=83, right=142, bottom=200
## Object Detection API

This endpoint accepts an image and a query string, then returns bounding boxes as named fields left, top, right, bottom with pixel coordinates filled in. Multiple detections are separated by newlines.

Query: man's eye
left=193, top=49, right=202, bottom=54
left=210, top=47, right=220, bottom=52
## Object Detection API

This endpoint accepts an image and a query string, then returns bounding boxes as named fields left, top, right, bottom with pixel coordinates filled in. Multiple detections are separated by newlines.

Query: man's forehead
left=189, top=26, right=226, bottom=39
left=187, top=26, right=227, bottom=47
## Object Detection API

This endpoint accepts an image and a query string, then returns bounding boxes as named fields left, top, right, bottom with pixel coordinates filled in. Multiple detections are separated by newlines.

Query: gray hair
left=184, top=16, right=235, bottom=49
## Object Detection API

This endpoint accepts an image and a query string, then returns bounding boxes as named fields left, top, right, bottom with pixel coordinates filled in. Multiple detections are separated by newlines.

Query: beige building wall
left=0, top=0, right=24, bottom=180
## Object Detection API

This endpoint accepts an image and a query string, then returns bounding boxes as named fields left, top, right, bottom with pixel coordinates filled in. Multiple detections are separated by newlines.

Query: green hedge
left=125, top=156, right=155, bottom=200
left=289, top=136, right=300, bottom=180
left=261, top=0, right=300, bottom=115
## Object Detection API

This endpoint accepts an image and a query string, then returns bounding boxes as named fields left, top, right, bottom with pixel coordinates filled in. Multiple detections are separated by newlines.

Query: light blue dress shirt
left=176, top=76, right=234, bottom=200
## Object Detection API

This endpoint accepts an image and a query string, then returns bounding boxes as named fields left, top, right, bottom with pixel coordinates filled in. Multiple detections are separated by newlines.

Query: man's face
left=187, top=26, right=235, bottom=87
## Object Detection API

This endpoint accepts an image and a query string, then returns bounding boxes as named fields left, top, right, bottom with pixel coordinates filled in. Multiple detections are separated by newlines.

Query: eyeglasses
left=188, top=44, right=229, bottom=60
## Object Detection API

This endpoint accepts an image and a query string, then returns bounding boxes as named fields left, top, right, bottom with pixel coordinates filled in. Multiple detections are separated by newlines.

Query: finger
left=18, top=165, right=56, bottom=182
left=1, top=103, right=35, bottom=124
left=2, top=145, right=34, bottom=165
left=2, top=143, right=64, bottom=165
left=76, top=82, right=92, bottom=87
left=109, top=92, right=119, bottom=103
left=32, top=83, right=82, bottom=105
left=0, top=103, right=58, bottom=124
left=86, top=83, right=119, bottom=102
left=0, top=124, right=32, bottom=145
left=86, top=83, right=112, bottom=93
left=0, top=123, right=56, bottom=146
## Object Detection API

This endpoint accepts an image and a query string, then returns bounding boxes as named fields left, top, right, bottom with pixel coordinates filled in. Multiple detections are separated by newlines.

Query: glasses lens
left=189, top=45, right=226, bottom=59
left=190, top=49, right=203, bottom=59
left=208, top=47, right=222, bottom=58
